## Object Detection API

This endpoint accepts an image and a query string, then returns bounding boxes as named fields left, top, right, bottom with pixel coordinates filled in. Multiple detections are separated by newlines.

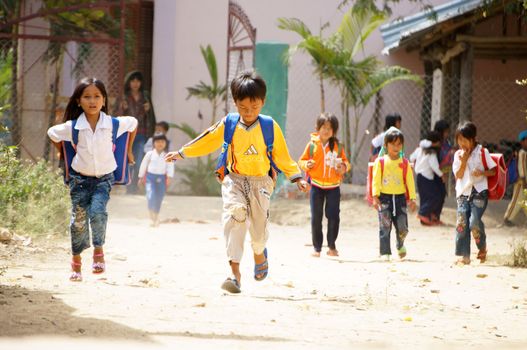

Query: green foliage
left=508, top=239, right=527, bottom=268
left=0, top=144, right=69, bottom=237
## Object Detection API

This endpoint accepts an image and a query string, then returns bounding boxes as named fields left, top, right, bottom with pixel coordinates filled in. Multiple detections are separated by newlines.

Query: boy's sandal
left=254, top=248, right=268, bottom=281
left=70, top=261, right=82, bottom=282
left=92, top=253, right=105, bottom=274
left=221, top=277, right=241, bottom=294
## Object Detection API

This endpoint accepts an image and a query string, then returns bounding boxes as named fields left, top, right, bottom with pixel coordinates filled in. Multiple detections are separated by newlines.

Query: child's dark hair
left=423, top=130, right=441, bottom=154
left=384, top=113, right=402, bottom=131
left=433, top=119, right=450, bottom=139
left=63, top=77, right=108, bottom=122
left=316, top=112, right=339, bottom=151
left=124, top=70, right=144, bottom=95
left=153, top=133, right=167, bottom=143
left=384, top=128, right=404, bottom=146
left=157, top=121, right=169, bottom=132
left=230, top=70, right=266, bottom=102
left=455, top=121, right=477, bottom=144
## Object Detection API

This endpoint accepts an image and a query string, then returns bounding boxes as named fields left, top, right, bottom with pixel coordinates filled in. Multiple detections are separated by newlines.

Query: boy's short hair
left=384, top=127, right=404, bottom=145
left=153, top=133, right=167, bottom=143
left=230, top=70, right=266, bottom=102
left=455, top=121, right=477, bottom=142
left=156, top=121, right=169, bottom=132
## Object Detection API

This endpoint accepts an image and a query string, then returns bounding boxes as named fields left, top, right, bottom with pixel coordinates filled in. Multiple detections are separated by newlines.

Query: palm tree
left=279, top=8, right=422, bottom=177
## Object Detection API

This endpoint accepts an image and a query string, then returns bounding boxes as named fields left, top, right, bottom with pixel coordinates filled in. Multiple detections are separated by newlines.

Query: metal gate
left=0, top=0, right=127, bottom=162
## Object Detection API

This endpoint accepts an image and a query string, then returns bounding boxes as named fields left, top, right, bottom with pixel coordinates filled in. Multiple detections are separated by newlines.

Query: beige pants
left=504, top=181, right=527, bottom=221
left=222, top=173, right=274, bottom=263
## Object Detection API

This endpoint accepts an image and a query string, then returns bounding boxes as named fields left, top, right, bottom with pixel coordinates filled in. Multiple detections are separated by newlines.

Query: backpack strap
left=258, top=115, right=281, bottom=173
left=481, top=147, right=488, bottom=170
left=71, top=119, right=79, bottom=150
left=215, top=113, right=240, bottom=176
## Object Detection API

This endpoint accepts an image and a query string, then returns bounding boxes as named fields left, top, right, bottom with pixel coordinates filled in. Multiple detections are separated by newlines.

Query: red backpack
left=481, top=148, right=507, bottom=201
left=366, top=157, right=410, bottom=205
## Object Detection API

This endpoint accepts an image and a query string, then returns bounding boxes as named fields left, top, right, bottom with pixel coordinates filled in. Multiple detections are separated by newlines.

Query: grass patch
left=507, top=239, right=527, bottom=268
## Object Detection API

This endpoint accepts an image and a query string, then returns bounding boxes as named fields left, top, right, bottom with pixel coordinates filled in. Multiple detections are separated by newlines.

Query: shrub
left=508, top=239, right=527, bottom=268
left=0, top=144, right=69, bottom=237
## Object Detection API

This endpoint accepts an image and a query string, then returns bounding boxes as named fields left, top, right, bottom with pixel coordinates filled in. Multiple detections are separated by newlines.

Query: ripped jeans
left=69, top=170, right=113, bottom=255
left=455, top=189, right=488, bottom=257
left=221, top=173, right=274, bottom=263
left=378, top=193, right=409, bottom=256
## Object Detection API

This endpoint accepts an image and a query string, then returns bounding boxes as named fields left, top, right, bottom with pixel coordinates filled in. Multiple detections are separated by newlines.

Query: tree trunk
left=319, top=73, right=325, bottom=113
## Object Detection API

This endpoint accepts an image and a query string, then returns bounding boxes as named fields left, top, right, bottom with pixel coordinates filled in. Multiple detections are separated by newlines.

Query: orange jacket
left=298, top=133, right=351, bottom=189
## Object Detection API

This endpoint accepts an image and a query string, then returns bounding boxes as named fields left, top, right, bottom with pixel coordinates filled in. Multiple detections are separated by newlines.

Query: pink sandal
left=70, top=261, right=82, bottom=282
left=92, top=253, right=105, bottom=274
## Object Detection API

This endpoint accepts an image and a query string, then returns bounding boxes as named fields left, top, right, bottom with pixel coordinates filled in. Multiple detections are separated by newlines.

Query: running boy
left=371, top=127, right=416, bottom=260
left=165, top=71, right=309, bottom=293
left=503, top=130, right=527, bottom=226
left=453, top=122, right=496, bottom=265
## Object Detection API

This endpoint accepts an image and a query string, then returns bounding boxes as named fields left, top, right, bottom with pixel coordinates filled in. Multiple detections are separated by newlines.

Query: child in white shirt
left=138, top=134, right=174, bottom=227
left=410, top=131, right=444, bottom=225
left=47, top=77, right=138, bottom=282
left=452, top=122, right=496, bottom=265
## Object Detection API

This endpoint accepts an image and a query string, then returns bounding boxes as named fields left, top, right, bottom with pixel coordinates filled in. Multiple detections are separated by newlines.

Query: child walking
left=453, top=122, right=496, bottom=265
left=47, top=77, right=138, bottom=281
left=165, top=71, right=309, bottom=293
left=371, top=127, right=417, bottom=260
left=144, top=121, right=171, bottom=153
left=138, top=134, right=174, bottom=227
left=503, top=130, right=527, bottom=226
left=299, top=113, right=350, bottom=257
left=410, top=131, right=444, bottom=225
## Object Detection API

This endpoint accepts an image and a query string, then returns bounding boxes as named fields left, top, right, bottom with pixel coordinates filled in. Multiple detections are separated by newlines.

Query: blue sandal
left=254, top=248, right=268, bottom=281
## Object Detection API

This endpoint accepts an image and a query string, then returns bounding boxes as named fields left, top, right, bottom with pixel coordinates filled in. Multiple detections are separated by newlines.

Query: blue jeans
left=455, top=189, right=488, bottom=257
left=417, top=174, right=445, bottom=220
left=127, top=133, right=147, bottom=194
left=146, top=173, right=166, bottom=213
left=378, top=193, right=408, bottom=255
left=69, top=170, right=113, bottom=255
left=310, top=186, right=340, bottom=251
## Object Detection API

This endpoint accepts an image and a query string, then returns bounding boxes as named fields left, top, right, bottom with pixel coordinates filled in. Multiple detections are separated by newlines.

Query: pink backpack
left=481, top=148, right=507, bottom=201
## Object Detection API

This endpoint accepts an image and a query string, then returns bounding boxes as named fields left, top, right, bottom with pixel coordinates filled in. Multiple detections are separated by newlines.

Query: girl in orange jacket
left=299, top=113, right=351, bottom=257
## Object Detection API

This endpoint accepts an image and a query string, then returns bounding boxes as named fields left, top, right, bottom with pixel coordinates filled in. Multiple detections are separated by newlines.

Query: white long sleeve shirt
left=452, top=144, right=496, bottom=197
left=410, top=140, right=443, bottom=180
left=138, top=150, right=175, bottom=178
left=47, top=112, right=137, bottom=177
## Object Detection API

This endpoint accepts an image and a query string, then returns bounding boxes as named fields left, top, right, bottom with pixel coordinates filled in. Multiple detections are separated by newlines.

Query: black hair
left=383, top=128, right=404, bottom=146
left=384, top=113, right=402, bottom=131
left=124, top=70, right=144, bottom=96
left=455, top=121, right=477, bottom=145
left=63, top=77, right=108, bottom=122
left=316, top=112, right=339, bottom=151
left=152, top=133, right=167, bottom=143
left=230, top=70, right=266, bottom=102
left=433, top=119, right=450, bottom=137
left=156, top=121, right=169, bottom=132
left=423, top=130, right=441, bottom=155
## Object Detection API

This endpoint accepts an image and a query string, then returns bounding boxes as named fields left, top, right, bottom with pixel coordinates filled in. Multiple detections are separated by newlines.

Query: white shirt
left=452, top=144, right=497, bottom=197
left=371, top=132, right=385, bottom=148
left=138, top=150, right=175, bottom=178
left=47, top=112, right=138, bottom=177
left=410, top=140, right=443, bottom=180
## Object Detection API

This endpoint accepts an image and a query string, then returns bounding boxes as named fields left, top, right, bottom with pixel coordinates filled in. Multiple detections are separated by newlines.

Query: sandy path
left=1, top=193, right=527, bottom=350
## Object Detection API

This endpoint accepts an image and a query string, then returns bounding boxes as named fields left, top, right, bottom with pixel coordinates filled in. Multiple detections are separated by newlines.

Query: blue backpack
left=62, top=117, right=131, bottom=185
left=215, top=113, right=281, bottom=181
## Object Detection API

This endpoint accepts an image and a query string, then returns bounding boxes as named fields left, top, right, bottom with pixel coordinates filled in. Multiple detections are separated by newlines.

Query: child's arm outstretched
left=165, top=119, right=224, bottom=162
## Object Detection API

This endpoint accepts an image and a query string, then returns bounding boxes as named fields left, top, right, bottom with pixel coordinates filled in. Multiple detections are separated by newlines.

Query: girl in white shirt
left=452, top=122, right=496, bottom=265
left=138, top=134, right=175, bottom=227
left=47, top=77, right=138, bottom=281
left=410, top=131, right=444, bottom=225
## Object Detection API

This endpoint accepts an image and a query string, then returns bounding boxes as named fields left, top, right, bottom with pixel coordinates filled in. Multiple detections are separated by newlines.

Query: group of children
left=47, top=71, right=525, bottom=291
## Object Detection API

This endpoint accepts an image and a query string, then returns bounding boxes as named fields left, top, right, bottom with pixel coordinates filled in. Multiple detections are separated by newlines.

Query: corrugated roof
left=380, top=0, right=482, bottom=55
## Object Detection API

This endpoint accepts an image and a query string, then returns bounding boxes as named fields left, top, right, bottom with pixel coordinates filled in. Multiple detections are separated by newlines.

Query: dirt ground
left=1, top=190, right=527, bottom=350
